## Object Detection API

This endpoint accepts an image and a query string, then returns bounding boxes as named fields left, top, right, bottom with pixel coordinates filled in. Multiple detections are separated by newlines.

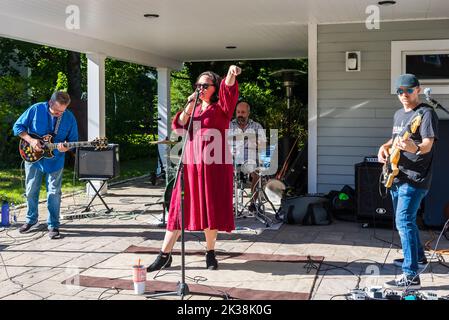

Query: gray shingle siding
left=317, top=19, right=449, bottom=194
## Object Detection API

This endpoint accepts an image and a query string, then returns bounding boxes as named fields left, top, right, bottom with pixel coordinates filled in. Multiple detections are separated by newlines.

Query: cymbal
left=149, top=139, right=178, bottom=145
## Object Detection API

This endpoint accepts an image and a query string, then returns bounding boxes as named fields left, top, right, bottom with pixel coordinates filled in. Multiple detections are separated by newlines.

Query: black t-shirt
left=391, top=103, right=439, bottom=189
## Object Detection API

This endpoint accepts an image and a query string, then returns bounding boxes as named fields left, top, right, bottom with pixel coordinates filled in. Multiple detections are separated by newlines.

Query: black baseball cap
left=395, top=73, right=420, bottom=89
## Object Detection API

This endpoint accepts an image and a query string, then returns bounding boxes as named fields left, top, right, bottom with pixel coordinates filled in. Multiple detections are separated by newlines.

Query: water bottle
left=1, top=201, right=10, bottom=227
left=10, top=203, right=17, bottom=225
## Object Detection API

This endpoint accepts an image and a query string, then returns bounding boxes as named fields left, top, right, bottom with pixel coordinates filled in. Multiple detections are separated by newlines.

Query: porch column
left=157, top=68, right=171, bottom=178
left=86, top=53, right=107, bottom=196
left=308, top=23, right=318, bottom=194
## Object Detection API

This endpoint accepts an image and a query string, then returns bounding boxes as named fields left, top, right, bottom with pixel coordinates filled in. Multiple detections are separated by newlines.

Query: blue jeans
left=25, top=162, right=63, bottom=229
left=390, top=182, right=428, bottom=276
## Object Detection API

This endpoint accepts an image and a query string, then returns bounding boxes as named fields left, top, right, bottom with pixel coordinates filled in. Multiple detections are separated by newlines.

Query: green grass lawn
left=0, top=157, right=157, bottom=205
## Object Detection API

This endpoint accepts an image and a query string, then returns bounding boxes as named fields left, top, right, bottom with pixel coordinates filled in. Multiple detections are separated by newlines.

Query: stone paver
left=1, top=176, right=448, bottom=300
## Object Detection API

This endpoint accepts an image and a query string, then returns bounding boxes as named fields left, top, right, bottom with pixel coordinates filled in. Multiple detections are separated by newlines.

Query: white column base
left=86, top=181, right=108, bottom=198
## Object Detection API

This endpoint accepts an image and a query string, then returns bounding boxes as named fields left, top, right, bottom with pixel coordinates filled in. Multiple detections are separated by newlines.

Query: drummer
left=229, top=100, right=266, bottom=212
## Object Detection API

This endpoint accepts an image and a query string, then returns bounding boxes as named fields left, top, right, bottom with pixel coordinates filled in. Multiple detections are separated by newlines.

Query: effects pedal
left=349, top=289, right=366, bottom=300
left=421, top=291, right=438, bottom=300
left=365, top=286, right=384, bottom=299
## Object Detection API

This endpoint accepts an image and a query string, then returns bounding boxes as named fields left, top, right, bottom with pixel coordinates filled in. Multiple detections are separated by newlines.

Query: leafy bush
left=111, top=133, right=158, bottom=162
left=0, top=76, right=30, bottom=168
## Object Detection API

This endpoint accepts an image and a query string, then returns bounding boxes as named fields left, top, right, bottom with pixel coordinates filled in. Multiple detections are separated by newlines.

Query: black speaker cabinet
left=355, top=161, right=394, bottom=225
left=76, top=144, right=120, bottom=179
left=424, top=120, right=449, bottom=228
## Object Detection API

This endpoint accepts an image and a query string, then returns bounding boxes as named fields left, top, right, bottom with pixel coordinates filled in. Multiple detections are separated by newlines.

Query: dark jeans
left=390, top=182, right=428, bottom=276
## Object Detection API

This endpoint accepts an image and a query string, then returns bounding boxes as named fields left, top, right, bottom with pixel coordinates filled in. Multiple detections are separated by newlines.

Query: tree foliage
left=1, top=36, right=308, bottom=169
left=0, top=37, right=160, bottom=166
left=171, top=59, right=308, bottom=145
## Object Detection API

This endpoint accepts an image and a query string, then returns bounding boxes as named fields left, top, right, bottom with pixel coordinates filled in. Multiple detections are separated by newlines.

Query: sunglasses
left=49, top=104, right=66, bottom=114
left=195, top=83, right=213, bottom=90
left=397, top=88, right=416, bottom=95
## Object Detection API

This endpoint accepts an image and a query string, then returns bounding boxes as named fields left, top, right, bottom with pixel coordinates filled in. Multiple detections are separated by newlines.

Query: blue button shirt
left=13, top=101, right=79, bottom=173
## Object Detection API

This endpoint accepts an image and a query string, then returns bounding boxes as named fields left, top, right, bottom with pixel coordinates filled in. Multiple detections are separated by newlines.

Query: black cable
left=330, top=294, right=350, bottom=300
left=151, top=270, right=231, bottom=299
left=98, top=287, right=121, bottom=300
left=403, top=218, right=449, bottom=294
left=0, top=251, right=47, bottom=300
left=310, top=258, right=378, bottom=299
left=373, top=171, right=400, bottom=251
left=320, top=263, right=360, bottom=280
left=148, top=250, right=232, bottom=299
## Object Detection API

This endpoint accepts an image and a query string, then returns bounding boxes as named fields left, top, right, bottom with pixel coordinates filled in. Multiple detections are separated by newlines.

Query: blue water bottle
left=1, top=201, right=10, bottom=227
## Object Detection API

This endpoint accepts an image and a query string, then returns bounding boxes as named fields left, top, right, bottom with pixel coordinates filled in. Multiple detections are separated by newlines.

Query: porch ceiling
left=1, top=0, right=449, bottom=67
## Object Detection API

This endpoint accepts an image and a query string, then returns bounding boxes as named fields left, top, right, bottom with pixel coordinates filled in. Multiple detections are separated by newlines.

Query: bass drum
left=264, top=178, right=286, bottom=204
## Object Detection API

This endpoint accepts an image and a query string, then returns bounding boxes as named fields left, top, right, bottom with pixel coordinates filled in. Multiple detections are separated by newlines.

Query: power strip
left=61, top=211, right=96, bottom=220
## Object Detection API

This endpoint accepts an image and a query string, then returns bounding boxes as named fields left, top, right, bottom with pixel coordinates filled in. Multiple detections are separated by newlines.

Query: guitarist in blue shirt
left=378, top=74, right=438, bottom=290
left=13, top=91, right=78, bottom=239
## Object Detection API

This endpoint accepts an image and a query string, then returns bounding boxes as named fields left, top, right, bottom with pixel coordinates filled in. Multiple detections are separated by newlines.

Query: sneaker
left=48, top=228, right=60, bottom=239
left=384, top=274, right=421, bottom=290
left=146, top=251, right=172, bottom=272
left=206, top=250, right=218, bottom=270
left=19, top=222, right=40, bottom=234
left=393, top=258, right=428, bottom=268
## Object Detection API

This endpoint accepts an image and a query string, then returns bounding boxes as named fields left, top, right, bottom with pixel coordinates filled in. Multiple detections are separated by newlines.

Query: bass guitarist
left=377, top=74, right=438, bottom=289
left=13, top=91, right=78, bottom=239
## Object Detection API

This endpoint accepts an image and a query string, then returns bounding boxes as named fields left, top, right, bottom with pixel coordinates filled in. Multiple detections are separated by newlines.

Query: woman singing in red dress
left=147, top=65, right=242, bottom=272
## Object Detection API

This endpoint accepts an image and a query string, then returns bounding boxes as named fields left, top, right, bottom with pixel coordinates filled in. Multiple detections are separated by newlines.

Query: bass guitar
left=19, top=133, right=108, bottom=163
left=382, top=109, right=424, bottom=188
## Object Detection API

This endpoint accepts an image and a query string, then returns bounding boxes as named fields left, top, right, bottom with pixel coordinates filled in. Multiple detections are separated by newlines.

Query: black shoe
left=206, top=250, right=218, bottom=270
left=19, top=222, right=40, bottom=234
left=48, top=228, right=60, bottom=239
left=393, top=258, right=428, bottom=268
left=384, top=274, right=421, bottom=290
left=146, top=251, right=172, bottom=272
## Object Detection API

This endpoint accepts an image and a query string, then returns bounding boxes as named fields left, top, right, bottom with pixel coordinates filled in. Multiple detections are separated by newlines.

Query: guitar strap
left=53, top=116, right=62, bottom=136
left=397, top=106, right=422, bottom=138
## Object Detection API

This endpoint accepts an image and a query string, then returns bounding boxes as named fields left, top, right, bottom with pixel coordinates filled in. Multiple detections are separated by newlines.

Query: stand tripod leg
left=82, top=180, right=112, bottom=213
left=261, top=188, right=282, bottom=222
left=157, top=203, right=167, bottom=228
left=252, top=175, right=276, bottom=227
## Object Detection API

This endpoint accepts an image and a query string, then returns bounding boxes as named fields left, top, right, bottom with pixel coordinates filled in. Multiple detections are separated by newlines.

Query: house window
left=406, top=54, right=449, bottom=81
left=391, top=40, right=449, bottom=94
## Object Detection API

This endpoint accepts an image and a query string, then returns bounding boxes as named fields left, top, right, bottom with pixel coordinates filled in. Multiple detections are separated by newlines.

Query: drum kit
left=232, top=144, right=285, bottom=227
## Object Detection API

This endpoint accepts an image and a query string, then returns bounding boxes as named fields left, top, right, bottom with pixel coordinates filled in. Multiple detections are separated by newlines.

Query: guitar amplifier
left=355, top=161, right=394, bottom=226
left=76, top=144, right=120, bottom=179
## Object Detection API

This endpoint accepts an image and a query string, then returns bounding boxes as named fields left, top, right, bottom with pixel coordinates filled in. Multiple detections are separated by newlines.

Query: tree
left=171, top=59, right=308, bottom=143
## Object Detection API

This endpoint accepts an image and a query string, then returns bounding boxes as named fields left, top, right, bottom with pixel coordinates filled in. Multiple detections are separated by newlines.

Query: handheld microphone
left=423, top=87, right=449, bottom=115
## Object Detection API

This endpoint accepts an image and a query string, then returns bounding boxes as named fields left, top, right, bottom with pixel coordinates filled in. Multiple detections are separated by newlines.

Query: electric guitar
left=382, top=109, right=424, bottom=188
left=19, top=133, right=108, bottom=163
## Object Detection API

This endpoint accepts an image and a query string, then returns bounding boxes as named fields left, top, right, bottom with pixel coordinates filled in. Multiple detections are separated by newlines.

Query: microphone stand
left=147, top=89, right=201, bottom=300
left=426, top=96, right=449, bottom=115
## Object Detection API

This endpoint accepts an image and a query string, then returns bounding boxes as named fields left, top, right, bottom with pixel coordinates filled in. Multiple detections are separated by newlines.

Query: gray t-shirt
left=391, top=103, right=439, bottom=189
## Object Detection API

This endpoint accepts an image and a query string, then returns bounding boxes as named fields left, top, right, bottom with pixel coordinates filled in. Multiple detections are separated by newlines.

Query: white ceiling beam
left=0, top=13, right=183, bottom=69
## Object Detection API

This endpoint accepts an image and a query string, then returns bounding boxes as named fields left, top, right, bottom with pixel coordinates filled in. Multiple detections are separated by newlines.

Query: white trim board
left=391, top=39, right=449, bottom=94
left=308, top=23, right=318, bottom=194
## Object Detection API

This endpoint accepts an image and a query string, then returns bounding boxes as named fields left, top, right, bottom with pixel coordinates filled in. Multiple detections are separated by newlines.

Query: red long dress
left=167, top=79, right=239, bottom=232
